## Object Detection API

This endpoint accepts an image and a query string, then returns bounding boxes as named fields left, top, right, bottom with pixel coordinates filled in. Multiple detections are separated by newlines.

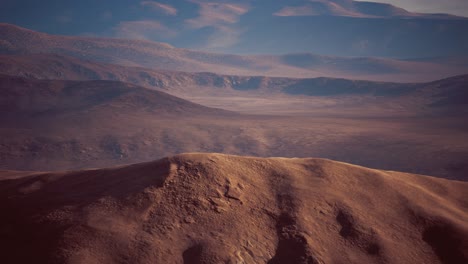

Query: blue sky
left=1, top=0, right=467, bottom=56
left=1, top=0, right=466, bottom=36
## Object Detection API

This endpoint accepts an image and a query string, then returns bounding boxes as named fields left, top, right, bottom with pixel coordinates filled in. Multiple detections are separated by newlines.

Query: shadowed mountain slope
left=0, top=153, right=467, bottom=263
left=0, top=74, right=231, bottom=118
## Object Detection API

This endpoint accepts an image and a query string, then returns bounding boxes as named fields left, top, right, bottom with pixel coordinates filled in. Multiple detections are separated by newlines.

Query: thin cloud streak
left=185, top=1, right=249, bottom=49
left=56, top=15, right=73, bottom=24
left=100, top=11, right=113, bottom=21
left=273, top=5, right=318, bottom=17
left=113, top=20, right=177, bottom=40
left=186, top=1, right=249, bottom=28
left=140, top=1, right=178, bottom=16
left=205, top=26, right=244, bottom=49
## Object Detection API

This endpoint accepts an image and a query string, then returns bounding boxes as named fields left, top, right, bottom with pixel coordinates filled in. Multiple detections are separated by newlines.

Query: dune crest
left=0, top=153, right=466, bottom=263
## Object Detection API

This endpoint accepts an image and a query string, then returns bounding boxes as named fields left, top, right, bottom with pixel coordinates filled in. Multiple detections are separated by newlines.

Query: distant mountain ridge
left=1, top=25, right=468, bottom=82
left=219, top=0, right=468, bottom=56
left=1, top=53, right=467, bottom=103
left=278, top=0, right=464, bottom=19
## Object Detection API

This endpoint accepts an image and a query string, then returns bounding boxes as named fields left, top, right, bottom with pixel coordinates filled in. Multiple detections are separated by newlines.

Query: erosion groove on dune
left=422, top=222, right=468, bottom=264
left=182, top=244, right=204, bottom=264
left=268, top=213, right=318, bottom=264
left=407, top=207, right=468, bottom=264
left=336, top=209, right=383, bottom=257
left=0, top=153, right=467, bottom=264
left=266, top=168, right=319, bottom=264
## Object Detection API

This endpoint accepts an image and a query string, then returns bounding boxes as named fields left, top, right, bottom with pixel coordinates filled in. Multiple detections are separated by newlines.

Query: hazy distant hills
left=1, top=74, right=467, bottom=180
left=1, top=24, right=468, bottom=82
left=1, top=153, right=467, bottom=263
left=1, top=53, right=468, bottom=109
left=0, top=53, right=412, bottom=95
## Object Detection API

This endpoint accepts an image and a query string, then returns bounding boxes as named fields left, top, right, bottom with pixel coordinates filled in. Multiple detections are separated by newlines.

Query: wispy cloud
left=113, top=20, right=177, bottom=40
left=204, top=26, right=244, bottom=49
left=100, top=11, right=113, bottom=21
left=186, top=1, right=249, bottom=28
left=186, top=1, right=249, bottom=49
left=273, top=5, right=317, bottom=17
left=352, top=39, right=371, bottom=53
left=140, top=1, right=178, bottom=16
left=272, top=1, right=373, bottom=18
left=56, top=15, right=73, bottom=24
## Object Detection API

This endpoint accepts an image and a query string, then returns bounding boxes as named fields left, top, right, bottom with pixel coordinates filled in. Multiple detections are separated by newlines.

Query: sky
left=357, top=0, right=468, bottom=17
left=0, top=0, right=467, bottom=55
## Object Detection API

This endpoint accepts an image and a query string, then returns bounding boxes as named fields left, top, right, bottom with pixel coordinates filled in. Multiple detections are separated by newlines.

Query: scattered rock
left=184, top=216, right=195, bottom=224
left=214, top=206, right=226, bottom=214
left=225, top=185, right=242, bottom=201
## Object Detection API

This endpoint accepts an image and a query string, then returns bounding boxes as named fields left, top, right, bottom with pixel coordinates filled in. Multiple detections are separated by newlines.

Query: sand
left=0, top=153, right=466, bottom=263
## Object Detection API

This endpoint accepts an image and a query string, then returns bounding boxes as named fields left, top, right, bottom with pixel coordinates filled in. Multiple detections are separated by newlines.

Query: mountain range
left=1, top=24, right=468, bottom=82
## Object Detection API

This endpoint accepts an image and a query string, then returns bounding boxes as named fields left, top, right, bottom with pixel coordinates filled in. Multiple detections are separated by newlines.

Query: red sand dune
left=0, top=153, right=466, bottom=263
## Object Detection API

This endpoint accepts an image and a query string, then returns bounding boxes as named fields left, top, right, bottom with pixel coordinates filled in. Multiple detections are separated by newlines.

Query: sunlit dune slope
left=0, top=153, right=466, bottom=263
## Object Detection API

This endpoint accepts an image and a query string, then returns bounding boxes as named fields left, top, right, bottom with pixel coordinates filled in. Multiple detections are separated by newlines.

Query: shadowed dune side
left=0, top=153, right=466, bottom=264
